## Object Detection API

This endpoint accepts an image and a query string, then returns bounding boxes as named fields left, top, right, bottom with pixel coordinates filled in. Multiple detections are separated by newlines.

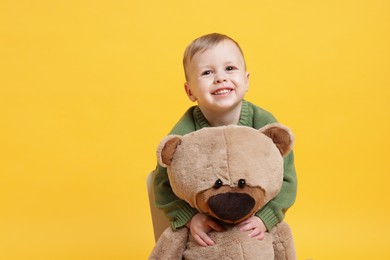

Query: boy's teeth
left=214, top=89, right=231, bottom=95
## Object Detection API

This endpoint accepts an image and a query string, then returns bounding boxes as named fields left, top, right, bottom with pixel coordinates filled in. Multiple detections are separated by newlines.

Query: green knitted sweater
left=153, top=100, right=297, bottom=231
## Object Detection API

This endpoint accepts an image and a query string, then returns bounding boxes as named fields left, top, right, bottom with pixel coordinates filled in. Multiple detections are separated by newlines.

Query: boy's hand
left=237, top=216, right=267, bottom=240
left=187, top=213, right=225, bottom=247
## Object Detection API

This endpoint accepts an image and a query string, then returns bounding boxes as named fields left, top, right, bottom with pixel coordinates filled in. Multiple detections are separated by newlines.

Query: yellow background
left=1, top=0, right=389, bottom=259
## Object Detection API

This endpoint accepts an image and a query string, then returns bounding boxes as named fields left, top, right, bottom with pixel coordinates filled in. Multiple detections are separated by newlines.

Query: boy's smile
left=184, top=39, right=249, bottom=117
left=212, top=88, right=233, bottom=96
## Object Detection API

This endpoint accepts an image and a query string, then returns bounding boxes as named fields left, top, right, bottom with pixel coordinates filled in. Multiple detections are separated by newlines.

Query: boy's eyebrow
left=197, top=64, right=213, bottom=69
left=208, top=60, right=243, bottom=67
left=198, top=59, right=239, bottom=67
left=223, top=60, right=239, bottom=65
left=192, top=63, right=214, bottom=71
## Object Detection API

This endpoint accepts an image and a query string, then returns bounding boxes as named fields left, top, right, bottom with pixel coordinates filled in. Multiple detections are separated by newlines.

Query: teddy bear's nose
left=208, top=192, right=255, bottom=222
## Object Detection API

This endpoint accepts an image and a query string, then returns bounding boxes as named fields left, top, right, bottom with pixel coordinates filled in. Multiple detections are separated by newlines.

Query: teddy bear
left=150, top=123, right=296, bottom=260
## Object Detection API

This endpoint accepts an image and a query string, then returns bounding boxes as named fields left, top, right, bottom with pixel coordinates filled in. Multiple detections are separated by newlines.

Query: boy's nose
left=214, top=74, right=227, bottom=84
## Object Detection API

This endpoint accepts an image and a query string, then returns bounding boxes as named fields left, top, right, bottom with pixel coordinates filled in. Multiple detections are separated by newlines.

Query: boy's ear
left=184, top=83, right=197, bottom=102
left=157, top=135, right=182, bottom=167
left=245, top=72, right=250, bottom=91
left=259, top=123, right=294, bottom=157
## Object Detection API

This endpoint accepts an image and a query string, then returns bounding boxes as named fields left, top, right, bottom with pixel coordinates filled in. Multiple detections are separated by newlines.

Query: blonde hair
left=183, top=33, right=246, bottom=80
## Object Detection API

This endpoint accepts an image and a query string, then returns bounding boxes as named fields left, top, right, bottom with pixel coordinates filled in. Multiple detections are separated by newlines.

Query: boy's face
left=184, top=40, right=249, bottom=113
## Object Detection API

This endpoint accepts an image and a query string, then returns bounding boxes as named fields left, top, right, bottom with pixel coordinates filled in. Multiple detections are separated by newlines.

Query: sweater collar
left=193, top=100, right=251, bottom=129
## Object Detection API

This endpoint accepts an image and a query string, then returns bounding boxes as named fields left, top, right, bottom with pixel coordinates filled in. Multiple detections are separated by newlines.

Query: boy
left=153, top=33, right=297, bottom=247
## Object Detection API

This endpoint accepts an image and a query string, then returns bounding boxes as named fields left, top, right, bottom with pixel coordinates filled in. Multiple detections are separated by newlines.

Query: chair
left=147, top=172, right=170, bottom=243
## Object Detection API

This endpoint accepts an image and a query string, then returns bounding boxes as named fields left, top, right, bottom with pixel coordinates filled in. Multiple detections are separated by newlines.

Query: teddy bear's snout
left=208, top=192, right=255, bottom=222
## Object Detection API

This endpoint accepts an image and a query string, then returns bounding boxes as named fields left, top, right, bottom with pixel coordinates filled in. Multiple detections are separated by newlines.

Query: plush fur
left=151, top=123, right=296, bottom=259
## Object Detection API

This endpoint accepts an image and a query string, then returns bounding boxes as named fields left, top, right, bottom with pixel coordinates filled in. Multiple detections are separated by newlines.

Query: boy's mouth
left=212, top=88, right=233, bottom=95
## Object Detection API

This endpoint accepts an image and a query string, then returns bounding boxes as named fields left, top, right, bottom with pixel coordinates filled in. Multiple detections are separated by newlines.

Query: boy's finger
left=255, top=232, right=265, bottom=240
left=209, top=221, right=225, bottom=232
left=238, top=222, right=253, bottom=231
left=196, top=232, right=215, bottom=246
left=193, top=234, right=208, bottom=247
left=249, top=228, right=260, bottom=238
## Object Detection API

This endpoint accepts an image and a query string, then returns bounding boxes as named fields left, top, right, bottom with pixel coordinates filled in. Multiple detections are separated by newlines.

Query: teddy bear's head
left=157, top=124, right=294, bottom=224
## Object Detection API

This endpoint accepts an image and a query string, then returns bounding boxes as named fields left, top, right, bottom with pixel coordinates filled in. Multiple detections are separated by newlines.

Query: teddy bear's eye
left=238, top=179, right=246, bottom=188
left=214, top=179, right=223, bottom=189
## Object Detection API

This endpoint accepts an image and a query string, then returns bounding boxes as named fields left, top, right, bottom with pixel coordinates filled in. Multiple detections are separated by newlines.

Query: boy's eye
left=226, top=66, right=237, bottom=71
left=201, top=70, right=212, bottom=76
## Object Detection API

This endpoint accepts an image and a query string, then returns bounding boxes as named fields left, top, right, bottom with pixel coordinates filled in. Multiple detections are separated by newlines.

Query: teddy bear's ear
left=259, top=123, right=295, bottom=157
left=156, top=135, right=182, bottom=167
